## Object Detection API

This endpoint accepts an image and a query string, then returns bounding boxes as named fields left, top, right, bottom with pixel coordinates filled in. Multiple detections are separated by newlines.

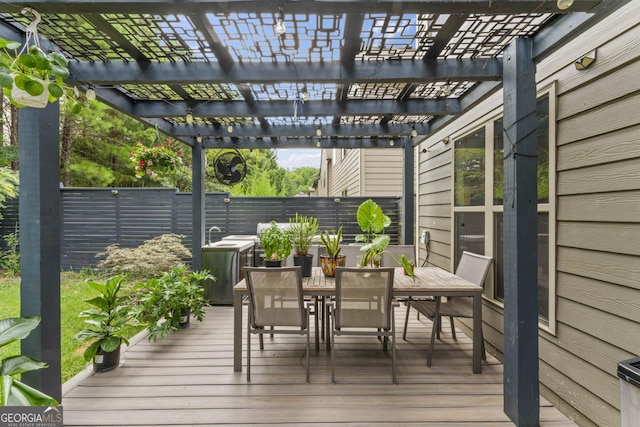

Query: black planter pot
left=179, top=308, right=191, bottom=328
left=93, top=346, right=121, bottom=373
left=264, top=259, right=283, bottom=267
left=293, top=254, right=313, bottom=277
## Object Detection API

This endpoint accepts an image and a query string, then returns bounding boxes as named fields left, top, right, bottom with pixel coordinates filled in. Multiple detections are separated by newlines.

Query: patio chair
left=328, top=267, right=398, bottom=384
left=402, top=251, right=492, bottom=366
left=244, top=266, right=312, bottom=382
left=340, top=244, right=364, bottom=267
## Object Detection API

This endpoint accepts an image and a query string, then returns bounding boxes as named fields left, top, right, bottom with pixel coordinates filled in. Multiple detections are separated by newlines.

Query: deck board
left=62, top=306, right=575, bottom=426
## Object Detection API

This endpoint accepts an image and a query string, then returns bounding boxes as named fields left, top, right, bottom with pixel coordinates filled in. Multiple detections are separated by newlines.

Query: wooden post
left=402, top=137, right=415, bottom=245
left=191, top=139, right=205, bottom=271
left=18, top=104, right=62, bottom=402
left=502, top=37, right=539, bottom=426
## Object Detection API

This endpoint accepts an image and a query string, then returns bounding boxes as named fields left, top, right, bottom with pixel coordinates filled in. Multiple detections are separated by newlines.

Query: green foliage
left=320, top=226, right=343, bottom=258
left=0, top=37, right=71, bottom=109
left=75, top=275, right=132, bottom=362
left=68, top=160, right=115, bottom=187
left=0, top=167, right=18, bottom=220
left=130, top=139, right=184, bottom=181
left=0, top=230, right=20, bottom=277
left=288, top=213, right=319, bottom=256
left=97, top=233, right=191, bottom=280
left=355, top=200, right=392, bottom=267
left=0, top=316, right=58, bottom=406
left=133, top=265, right=212, bottom=342
left=259, top=221, right=293, bottom=261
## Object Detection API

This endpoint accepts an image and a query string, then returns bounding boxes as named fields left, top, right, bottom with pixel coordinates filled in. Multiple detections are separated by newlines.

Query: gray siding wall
left=363, top=148, right=404, bottom=196
left=331, top=148, right=361, bottom=196
left=416, top=4, right=640, bottom=426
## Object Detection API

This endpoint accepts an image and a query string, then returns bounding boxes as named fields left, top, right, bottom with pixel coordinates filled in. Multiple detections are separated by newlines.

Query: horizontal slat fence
left=0, top=189, right=400, bottom=270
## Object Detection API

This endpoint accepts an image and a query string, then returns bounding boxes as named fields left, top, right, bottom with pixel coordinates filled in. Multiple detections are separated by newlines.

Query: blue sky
left=276, top=149, right=321, bottom=170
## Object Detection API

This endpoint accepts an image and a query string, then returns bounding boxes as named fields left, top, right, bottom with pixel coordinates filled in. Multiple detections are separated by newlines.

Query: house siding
left=319, top=148, right=405, bottom=196
left=417, top=3, right=640, bottom=426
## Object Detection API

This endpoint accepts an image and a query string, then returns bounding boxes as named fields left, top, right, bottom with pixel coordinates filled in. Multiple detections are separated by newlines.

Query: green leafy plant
left=259, top=221, right=293, bottom=261
left=75, top=275, right=132, bottom=363
left=289, top=213, right=319, bottom=256
left=130, top=139, right=183, bottom=180
left=0, top=316, right=59, bottom=406
left=134, top=265, right=212, bottom=342
left=320, top=226, right=343, bottom=258
left=0, top=36, right=74, bottom=109
left=355, top=199, right=392, bottom=267
left=97, top=233, right=192, bottom=280
left=1, top=229, right=20, bottom=277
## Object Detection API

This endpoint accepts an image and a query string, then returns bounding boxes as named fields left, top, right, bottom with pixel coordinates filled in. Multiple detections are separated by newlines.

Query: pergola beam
left=201, top=136, right=405, bottom=149
left=68, top=58, right=502, bottom=85
left=0, top=1, right=602, bottom=14
left=172, top=123, right=429, bottom=138
left=134, top=99, right=460, bottom=118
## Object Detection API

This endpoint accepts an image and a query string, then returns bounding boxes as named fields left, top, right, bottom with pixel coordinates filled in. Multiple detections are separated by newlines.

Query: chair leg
left=449, top=316, right=457, bottom=340
left=259, top=328, right=264, bottom=350
left=481, top=330, right=487, bottom=361
left=391, top=312, right=397, bottom=384
left=402, top=300, right=411, bottom=340
left=314, top=299, right=320, bottom=352
left=435, top=315, right=441, bottom=340
left=306, top=312, right=310, bottom=384
left=247, top=323, right=251, bottom=382
left=330, top=309, right=336, bottom=384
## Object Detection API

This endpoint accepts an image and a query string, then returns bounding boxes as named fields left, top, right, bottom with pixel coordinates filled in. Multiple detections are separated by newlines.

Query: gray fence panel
left=0, top=189, right=400, bottom=270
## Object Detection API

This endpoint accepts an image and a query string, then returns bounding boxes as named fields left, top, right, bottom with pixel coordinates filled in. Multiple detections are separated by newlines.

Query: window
left=453, top=91, right=555, bottom=328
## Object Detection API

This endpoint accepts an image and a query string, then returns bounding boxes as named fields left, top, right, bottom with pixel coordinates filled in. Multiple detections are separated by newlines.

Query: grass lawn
left=0, top=272, right=144, bottom=382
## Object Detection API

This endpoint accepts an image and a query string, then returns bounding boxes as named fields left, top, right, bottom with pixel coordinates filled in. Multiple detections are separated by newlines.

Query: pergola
left=0, top=1, right=624, bottom=425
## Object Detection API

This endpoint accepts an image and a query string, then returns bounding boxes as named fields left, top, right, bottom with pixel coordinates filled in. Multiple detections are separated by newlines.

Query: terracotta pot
left=319, top=255, right=346, bottom=277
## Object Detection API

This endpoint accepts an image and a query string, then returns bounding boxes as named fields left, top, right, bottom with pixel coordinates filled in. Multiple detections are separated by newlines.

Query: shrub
left=97, top=233, right=191, bottom=280
left=0, top=230, right=20, bottom=277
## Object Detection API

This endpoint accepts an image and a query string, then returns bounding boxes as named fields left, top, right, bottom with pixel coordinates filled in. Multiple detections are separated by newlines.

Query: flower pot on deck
left=319, top=255, right=346, bottom=277
left=293, top=254, right=313, bottom=277
left=93, top=347, right=121, bottom=373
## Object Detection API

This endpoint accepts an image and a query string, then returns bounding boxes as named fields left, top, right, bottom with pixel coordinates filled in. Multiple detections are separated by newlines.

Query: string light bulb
left=275, top=9, right=286, bottom=35
left=185, top=110, right=194, bottom=125
left=442, top=80, right=452, bottom=97
left=389, top=139, right=395, bottom=147
left=227, top=125, right=234, bottom=133
left=196, top=135, right=203, bottom=144
left=316, top=140, right=321, bottom=148
left=411, top=127, right=418, bottom=138
left=316, top=127, right=322, bottom=137
left=301, top=90, right=309, bottom=102
left=85, top=86, right=96, bottom=101
left=557, top=0, right=574, bottom=10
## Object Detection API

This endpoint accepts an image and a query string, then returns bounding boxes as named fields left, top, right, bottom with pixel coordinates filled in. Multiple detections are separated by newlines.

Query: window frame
left=450, top=82, right=557, bottom=335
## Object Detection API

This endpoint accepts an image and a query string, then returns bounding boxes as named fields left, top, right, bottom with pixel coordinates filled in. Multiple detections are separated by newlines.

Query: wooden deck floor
left=62, top=306, right=575, bottom=426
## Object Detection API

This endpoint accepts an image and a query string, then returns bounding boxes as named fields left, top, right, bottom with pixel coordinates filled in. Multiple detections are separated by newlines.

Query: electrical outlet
left=421, top=230, right=430, bottom=244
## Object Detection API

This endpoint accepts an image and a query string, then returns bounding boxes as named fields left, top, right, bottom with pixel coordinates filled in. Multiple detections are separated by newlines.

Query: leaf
left=0, top=355, right=47, bottom=376
left=71, top=102, right=83, bottom=114
left=84, top=296, right=109, bottom=311
left=0, top=317, right=40, bottom=348
left=0, top=72, right=13, bottom=88
left=5, top=378, right=58, bottom=406
left=34, top=56, right=50, bottom=71
left=48, top=82, right=64, bottom=98
left=24, top=79, right=45, bottom=96
left=101, top=336, right=121, bottom=352
left=51, top=64, right=70, bottom=78
left=356, top=199, right=386, bottom=235
left=48, top=51, right=68, bottom=67
left=18, top=53, right=37, bottom=69
left=28, top=45, right=46, bottom=58
left=5, top=41, right=21, bottom=51
left=83, top=340, right=102, bottom=361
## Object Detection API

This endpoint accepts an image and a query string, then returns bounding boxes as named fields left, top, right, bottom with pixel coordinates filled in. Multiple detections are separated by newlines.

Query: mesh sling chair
left=328, top=267, right=398, bottom=384
left=402, top=251, right=493, bottom=366
left=244, top=266, right=312, bottom=382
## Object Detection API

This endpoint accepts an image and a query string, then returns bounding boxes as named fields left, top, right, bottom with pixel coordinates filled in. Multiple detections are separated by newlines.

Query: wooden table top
left=234, top=267, right=482, bottom=295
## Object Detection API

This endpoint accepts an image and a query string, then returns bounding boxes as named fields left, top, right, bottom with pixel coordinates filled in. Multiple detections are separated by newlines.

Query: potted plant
left=354, top=199, right=391, bottom=267
left=75, top=275, right=132, bottom=373
left=289, top=213, right=319, bottom=277
left=319, top=226, right=346, bottom=277
left=259, top=221, right=293, bottom=267
left=134, top=265, right=212, bottom=342
left=0, top=316, right=59, bottom=406
left=0, top=32, right=71, bottom=109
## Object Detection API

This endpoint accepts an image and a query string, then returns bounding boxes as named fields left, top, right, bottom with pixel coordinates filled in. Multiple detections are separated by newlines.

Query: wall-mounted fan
left=211, top=149, right=247, bottom=185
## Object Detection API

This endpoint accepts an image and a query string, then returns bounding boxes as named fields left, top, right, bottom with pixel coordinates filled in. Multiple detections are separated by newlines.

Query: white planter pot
left=11, top=75, right=49, bottom=108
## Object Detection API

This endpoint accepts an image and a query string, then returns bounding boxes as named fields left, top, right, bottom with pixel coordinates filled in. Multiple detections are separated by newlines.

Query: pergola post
left=502, top=37, right=539, bottom=426
left=18, top=104, right=62, bottom=402
left=401, top=137, right=415, bottom=245
left=191, top=139, right=205, bottom=271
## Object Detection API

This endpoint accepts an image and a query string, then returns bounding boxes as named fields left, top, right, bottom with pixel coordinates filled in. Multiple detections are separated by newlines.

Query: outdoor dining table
left=233, top=266, right=484, bottom=374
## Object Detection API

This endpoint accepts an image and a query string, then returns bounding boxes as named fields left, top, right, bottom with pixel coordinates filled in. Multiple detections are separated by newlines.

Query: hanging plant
left=130, top=138, right=183, bottom=180
left=0, top=8, right=77, bottom=109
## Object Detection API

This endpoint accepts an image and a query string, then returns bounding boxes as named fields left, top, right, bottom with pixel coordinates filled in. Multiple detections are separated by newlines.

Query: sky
left=276, top=149, right=322, bottom=170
